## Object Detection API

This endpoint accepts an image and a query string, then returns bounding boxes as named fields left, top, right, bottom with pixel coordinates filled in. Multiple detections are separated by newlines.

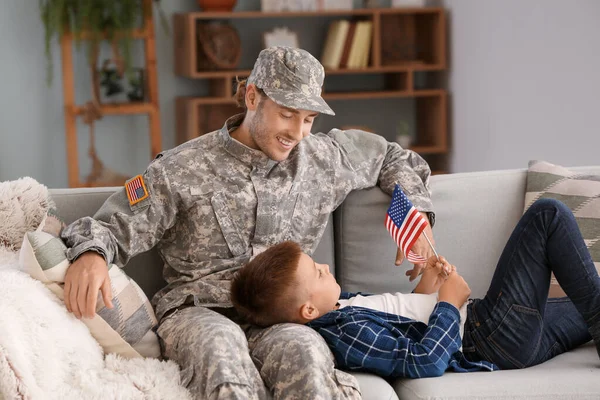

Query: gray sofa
left=50, top=166, right=600, bottom=400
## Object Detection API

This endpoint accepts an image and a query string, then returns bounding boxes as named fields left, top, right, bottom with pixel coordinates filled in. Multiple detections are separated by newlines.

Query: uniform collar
left=219, top=113, right=278, bottom=170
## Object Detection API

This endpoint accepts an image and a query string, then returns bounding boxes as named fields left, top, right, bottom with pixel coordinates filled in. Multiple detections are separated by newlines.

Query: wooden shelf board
left=73, top=103, right=155, bottom=116
left=177, top=7, right=443, bottom=20
left=177, top=89, right=445, bottom=105
left=182, top=64, right=444, bottom=79
left=409, top=146, right=447, bottom=154
left=323, top=89, right=445, bottom=100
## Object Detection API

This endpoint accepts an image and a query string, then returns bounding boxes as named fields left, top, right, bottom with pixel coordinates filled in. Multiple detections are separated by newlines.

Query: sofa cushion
left=393, top=342, right=599, bottom=400
left=19, top=230, right=160, bottom=359
left=350, top=372, right=399, bottom=400
left=525, top=161, right=600, bottom=297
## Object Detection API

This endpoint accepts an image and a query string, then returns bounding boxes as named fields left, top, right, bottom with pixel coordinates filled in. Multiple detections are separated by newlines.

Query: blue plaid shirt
left=307, top=292, right=497, bottom=378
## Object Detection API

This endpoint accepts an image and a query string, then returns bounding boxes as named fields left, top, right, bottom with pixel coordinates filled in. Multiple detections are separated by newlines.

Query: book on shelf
left=321, top=19, right=373, bottom=70
left=339, top=21, right=357, bottom=68
left=320, top=20, right=350, bottom=70
left=347, top=21, right=373, bottom=69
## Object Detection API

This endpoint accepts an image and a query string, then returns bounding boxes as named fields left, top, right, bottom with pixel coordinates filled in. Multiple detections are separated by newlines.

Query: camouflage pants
left=157, top=306, right=361, bottom=400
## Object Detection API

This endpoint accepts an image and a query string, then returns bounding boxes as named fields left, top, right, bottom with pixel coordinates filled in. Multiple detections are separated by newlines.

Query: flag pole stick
left=423, top=232, right=439, bottom=261
left=422, top=232, right=449, bottom=276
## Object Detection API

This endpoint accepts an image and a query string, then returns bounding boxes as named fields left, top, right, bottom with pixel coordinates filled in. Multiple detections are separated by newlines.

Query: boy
left=231, top=198, right=600, bottom=378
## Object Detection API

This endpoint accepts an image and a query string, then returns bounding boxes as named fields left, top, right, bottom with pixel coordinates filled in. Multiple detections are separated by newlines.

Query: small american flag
left=125, top=175, right=149, bottom=206
left=385, top=184, right=428, bottom=263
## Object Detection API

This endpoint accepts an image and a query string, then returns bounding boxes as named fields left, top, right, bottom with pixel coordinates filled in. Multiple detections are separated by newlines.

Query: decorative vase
left=197, top=0, right=237, bottom=12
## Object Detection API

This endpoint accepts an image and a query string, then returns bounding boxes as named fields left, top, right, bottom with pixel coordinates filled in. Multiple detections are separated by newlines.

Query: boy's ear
left=299, top=302, right=319, bottom=321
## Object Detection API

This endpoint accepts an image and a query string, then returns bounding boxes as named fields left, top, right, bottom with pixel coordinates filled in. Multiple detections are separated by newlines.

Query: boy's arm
left=318, top=303, right=462, bottom=379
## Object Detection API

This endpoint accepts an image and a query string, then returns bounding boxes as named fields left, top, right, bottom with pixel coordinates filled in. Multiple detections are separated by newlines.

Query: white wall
left=445, top=0, right=600, bottom=172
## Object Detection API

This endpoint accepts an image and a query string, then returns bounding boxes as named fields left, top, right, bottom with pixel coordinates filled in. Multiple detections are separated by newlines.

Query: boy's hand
left=414, top=255, right=453, bottom=295
left=438, top=269, right=471, bottom=310
left=397, top=216, right=435, bottom=282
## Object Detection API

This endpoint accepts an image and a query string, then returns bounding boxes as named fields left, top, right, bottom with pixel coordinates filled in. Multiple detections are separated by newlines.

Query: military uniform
left=62, top=47, right=434, bottom=399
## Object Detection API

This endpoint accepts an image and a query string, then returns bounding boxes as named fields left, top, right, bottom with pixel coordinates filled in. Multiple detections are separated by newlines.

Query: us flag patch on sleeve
left=125, top=175, right=149, bottom=206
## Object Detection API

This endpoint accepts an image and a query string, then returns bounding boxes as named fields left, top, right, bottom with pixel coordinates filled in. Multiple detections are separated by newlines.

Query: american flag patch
left=125, top=175, right=149, bottom=206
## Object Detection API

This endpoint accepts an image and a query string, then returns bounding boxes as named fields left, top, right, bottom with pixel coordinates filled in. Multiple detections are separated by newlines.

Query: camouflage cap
left=247, top=46, right=335, bottom=116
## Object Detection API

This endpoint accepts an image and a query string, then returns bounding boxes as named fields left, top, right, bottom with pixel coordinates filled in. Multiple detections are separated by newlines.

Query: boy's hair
left=231, top=241, right=303, bottom=327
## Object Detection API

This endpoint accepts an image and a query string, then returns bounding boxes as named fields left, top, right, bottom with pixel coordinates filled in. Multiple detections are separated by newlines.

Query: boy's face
left=295, top=252, right=341, bottom=320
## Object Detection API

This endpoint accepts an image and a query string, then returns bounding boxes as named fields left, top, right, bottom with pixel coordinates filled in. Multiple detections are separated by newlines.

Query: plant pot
left=197, top=0, right=237, bottom=12
left=396, top=134, right=412, bottom=149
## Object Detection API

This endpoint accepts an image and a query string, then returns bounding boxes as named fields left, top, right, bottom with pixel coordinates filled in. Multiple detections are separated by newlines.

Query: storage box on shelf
left=173, top=7, right=448, bottom=173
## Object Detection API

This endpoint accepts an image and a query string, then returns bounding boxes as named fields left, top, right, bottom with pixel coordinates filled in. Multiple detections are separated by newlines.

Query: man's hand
left=413, top=255, right=453, bottom=295
left=395, top=212, right=435, bottom=282
left=63, top=251, right=113, bottom=319
left=438, top=269, right=471, bottom=310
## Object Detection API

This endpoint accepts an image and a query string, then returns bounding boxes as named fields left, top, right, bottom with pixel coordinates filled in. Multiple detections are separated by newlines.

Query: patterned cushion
left=524, top=160, right=600, bottom=297
left=19, top=230, right=160, bottom=358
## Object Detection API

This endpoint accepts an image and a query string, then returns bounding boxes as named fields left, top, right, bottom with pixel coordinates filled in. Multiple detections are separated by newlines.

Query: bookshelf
left=173, top=7, right=448, bottom=173
left=61, top=0, right=162, bottom=188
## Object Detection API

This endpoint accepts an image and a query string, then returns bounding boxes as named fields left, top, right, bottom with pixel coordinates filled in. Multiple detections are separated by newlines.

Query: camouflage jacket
left=61, top=114, right=434, bottom=321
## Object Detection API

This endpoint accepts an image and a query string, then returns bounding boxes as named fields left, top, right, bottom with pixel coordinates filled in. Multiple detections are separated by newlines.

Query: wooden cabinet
left=173, top=7, right=448, bottom=174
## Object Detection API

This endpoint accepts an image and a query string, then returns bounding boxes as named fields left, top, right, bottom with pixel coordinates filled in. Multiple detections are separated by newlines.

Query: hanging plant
left=39, top=0, right=168, bottom=85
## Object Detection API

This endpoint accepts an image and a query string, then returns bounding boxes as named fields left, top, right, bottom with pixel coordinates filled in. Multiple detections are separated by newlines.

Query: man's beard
left=249, top=103, right=277, bottom=159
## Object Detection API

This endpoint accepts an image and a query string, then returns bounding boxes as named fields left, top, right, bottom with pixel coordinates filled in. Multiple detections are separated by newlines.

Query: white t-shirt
left=337, top=292, right=468, bottom=340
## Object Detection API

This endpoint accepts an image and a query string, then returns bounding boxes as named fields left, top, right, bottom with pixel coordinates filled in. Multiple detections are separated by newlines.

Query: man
left=61, top=46, right=436, bottom=399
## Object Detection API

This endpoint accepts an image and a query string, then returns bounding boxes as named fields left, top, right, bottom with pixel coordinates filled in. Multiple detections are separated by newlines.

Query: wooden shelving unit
left=173, top=7, right=448, bottom=173
left=61, top=0, right=162, bottom=188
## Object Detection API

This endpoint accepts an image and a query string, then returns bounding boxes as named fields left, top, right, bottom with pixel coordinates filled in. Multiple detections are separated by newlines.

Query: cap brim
left=263, top=87, right=335, bottom=116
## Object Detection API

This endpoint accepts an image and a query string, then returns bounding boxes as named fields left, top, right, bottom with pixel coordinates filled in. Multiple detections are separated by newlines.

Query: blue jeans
left=462, top=198, right=600, bottom=369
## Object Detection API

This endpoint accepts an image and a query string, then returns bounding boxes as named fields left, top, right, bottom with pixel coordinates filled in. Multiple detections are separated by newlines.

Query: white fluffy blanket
left=0, top=256, right=191, bottom=400
left=0, top=178, right=191, bottom=399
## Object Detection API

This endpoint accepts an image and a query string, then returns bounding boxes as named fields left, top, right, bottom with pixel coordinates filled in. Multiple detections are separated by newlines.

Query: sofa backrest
left=49, top=187, right=335, bottom=298
left=334, top=166, right=600, bottom=298
left=51, top=165, right=600, bottom=300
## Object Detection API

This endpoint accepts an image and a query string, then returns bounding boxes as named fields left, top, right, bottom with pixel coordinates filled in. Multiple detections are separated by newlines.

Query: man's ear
left=245, top=84, right=260, bottom=111
left=299, top=302, right=320, bottom=321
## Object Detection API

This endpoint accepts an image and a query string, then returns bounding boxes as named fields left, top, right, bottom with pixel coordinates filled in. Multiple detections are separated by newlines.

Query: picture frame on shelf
left=321, top=0, right=353, bottom=10
left=262, top=0, right=317, bottom=11
left=392, top=0, right=426, bottom=7
left=261, top=0, right=281, bottom=11
left=263, top=27, right=299, bottom=49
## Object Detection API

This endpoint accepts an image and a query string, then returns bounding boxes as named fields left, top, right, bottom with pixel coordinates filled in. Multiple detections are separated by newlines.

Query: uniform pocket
left=488, top=304, right=542, bottom=369
left=333, top=369, right=361, bottom=397
left=288, top=180, right=329, bottom=242
left=211, top=192, right=246, bottom=257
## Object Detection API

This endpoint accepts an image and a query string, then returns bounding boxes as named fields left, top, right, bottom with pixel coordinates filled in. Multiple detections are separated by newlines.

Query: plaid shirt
left=307, top=292, right=497, bottom=378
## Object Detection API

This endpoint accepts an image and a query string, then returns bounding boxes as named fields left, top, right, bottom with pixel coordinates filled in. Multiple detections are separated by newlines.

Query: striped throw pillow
left=524, top=160, right=600, bottom=297
left=20, top=230, right=160, bottom=358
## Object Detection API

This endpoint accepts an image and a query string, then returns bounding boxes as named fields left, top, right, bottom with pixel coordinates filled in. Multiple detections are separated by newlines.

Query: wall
left=0, top=0, right=206, bottom=188
left=445, top=0, right=600, bottom=172
left=1, top=1, right=599, bottom=188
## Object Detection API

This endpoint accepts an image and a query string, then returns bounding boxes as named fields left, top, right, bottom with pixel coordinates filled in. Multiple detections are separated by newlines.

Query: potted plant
left=39, top=0, right=168, bottom=84
left=395, top=120, right=413, bottom=149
